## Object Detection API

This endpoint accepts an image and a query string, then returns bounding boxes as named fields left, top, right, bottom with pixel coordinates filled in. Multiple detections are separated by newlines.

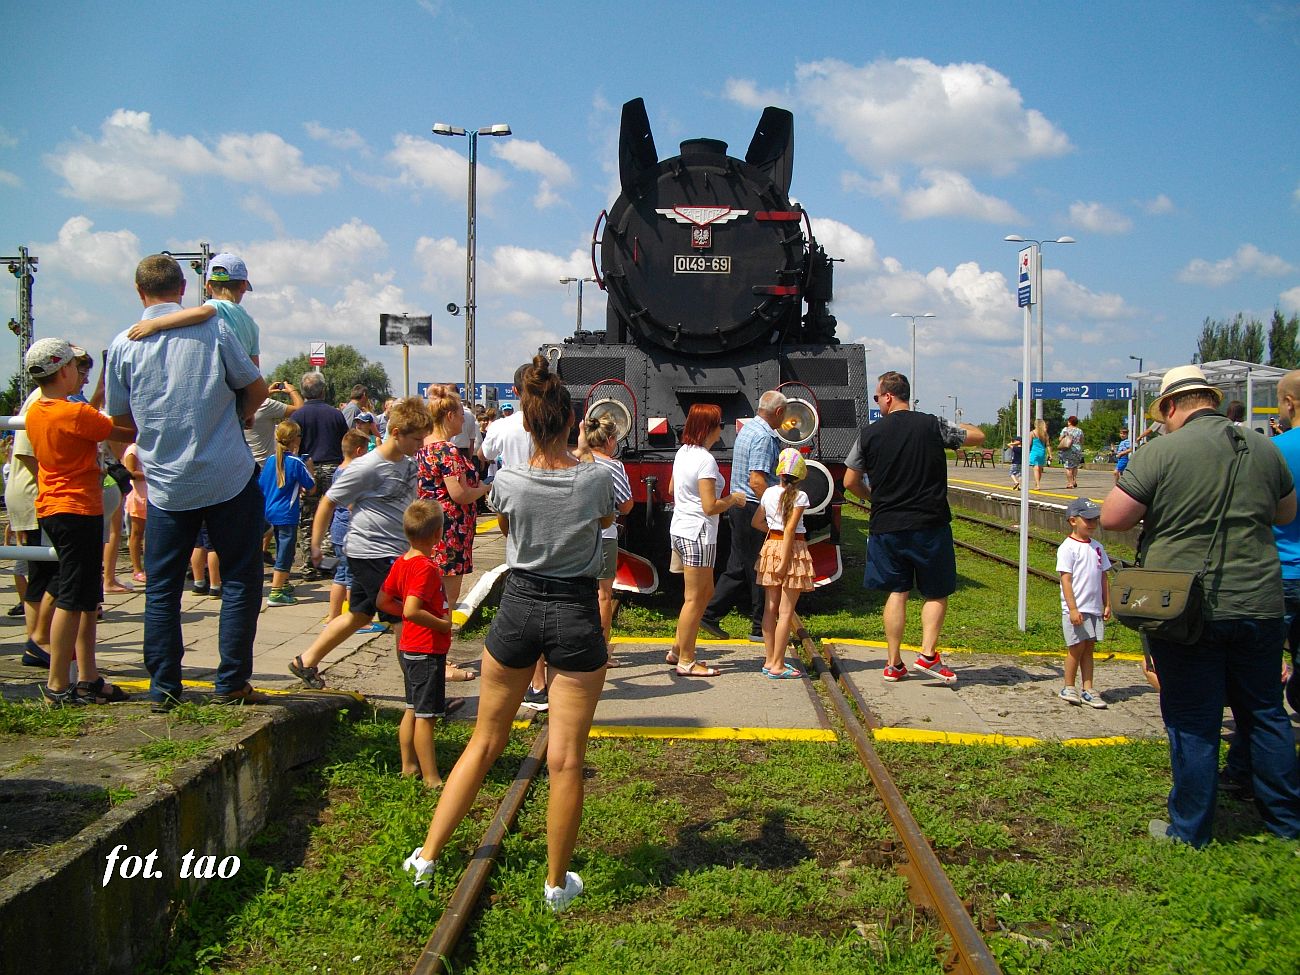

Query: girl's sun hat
left=775, top=447, right=806, bottom=480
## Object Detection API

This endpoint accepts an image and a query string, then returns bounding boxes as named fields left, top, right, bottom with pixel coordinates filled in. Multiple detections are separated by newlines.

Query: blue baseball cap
left=209, top=253, right=252, bottom=290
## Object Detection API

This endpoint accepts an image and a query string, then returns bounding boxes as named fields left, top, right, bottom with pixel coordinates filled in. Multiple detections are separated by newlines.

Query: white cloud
left=0, top=169, right=20, bottom=188
left=483, top=245, right=590, bottom=295
left=1280, top=286, right=1300, bottom=314
left=491, top=139, right=573, bottom=208
left=413, top=235, right=466, bottom=292
left=1177, top=244, right=1295, bottom=285
left=235, top=218, right=386, bottom=287
left=1068, top=201, right=1133, bottom=235
left=45, top=109, right=338, bottom=214
left=723, top=78, right=788, bottom=109
left=304, top=121, right=367, bottom=152
left=752, top=57, right=1071, bottom=175
left=0, top=127, right=17, bottom=149
left=385, top=133, right=508, bottom=203
left=810, top=218, right=880, bottom=271
left=35, top=216, right=141, bottom=284
left=898, top=169, right=1023, bottom=222
left=1141, top=193, right=1175, bottom=215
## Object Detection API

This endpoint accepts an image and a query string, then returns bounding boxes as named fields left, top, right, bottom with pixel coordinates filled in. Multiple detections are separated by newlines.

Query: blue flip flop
left=764, top=663, right=803, bottom=680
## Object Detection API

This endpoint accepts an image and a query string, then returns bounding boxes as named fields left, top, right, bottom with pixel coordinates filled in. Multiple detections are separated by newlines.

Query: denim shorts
left=271, top=523, right=297, bottom=572
left=486, top=569, right=607, bottom=672
left=400, top=651, right=446, bottom=718
left=333, top=552, right=353, bottom=588
left=863, top=524, right=957, bottom=599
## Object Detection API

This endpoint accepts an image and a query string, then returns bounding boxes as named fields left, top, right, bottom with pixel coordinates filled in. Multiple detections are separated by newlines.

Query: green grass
left=881, top=740, right=1300, bottom=974
left=148, top=714, right=1300, bottom=974
left=0, top=698, right=100, bottom=738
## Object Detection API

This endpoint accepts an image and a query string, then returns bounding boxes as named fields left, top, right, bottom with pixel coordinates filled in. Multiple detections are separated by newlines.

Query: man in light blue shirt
left=107, top=254, right=269, bottom=711
left=701, top=389, right=786, bottom=642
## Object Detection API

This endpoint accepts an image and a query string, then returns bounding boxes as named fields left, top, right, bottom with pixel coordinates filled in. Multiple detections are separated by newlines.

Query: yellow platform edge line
left=825, top=637, right=1143, bottom=662
left=872, top=727, right=1133, bottom=747
left=950, top=478, right=1093, bottom=502
left=476, top=518, right=500, bottom=535
left=589, top=725, right=836, bottom=742
left=113, top=678, right=364, bottom=702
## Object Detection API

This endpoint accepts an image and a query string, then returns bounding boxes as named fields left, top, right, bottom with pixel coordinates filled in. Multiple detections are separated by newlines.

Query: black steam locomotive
left=543, top=98, right=868, bottom=592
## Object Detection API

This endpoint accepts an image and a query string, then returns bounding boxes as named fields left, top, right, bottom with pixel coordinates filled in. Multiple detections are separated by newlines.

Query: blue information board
left=1017, top=382, right=1132, bottom=400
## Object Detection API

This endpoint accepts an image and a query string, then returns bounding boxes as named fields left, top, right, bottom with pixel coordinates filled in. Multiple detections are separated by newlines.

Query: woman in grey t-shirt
left=405, top=355, right=614, bottom=913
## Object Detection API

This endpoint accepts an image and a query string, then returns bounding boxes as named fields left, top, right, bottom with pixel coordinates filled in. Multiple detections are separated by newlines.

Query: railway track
left=792, top=620, right=1004, bottom=975
left=405, top=652, right=1004, bottom=974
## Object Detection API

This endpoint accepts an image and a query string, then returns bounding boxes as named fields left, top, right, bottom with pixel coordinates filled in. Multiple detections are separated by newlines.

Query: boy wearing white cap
left=1057, top=497, right=1112, bottom=708
left=125, top=252, right=261, bottom=365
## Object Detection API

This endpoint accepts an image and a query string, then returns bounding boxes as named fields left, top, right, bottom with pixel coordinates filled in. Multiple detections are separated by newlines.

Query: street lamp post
left=1129, top=355, right=1144, bottom=441
left=948, top=394, right=959, bottom=422
left=1004, top=235, right=1075, bottom=422
left=889, top=312, right=936, bottom=408
left=433, top=121, right=512, bottom=407
left=559, top=276, right=597, bottom=333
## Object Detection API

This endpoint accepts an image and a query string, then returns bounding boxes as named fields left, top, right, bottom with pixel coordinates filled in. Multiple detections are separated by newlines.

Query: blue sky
left=2, top=1, right=1297, bottom=422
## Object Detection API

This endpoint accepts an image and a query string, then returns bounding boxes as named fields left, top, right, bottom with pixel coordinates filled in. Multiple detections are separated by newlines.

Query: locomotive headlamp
left=775, top=398, right=819, bottom=447
left=586, top=398, right=632, bottom=444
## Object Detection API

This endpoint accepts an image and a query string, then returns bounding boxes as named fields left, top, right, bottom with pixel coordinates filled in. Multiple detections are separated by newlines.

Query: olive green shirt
left=1117, top=411, right=1293, bottom=620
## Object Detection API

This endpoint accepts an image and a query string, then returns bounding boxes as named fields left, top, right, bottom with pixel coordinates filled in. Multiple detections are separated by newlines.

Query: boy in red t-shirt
left=22, top=338, right=132, bottom=706
left=377, top=499, right=455, bottom=787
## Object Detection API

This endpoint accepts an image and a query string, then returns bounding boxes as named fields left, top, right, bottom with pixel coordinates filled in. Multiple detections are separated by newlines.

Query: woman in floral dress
left=417, top=386, right=491, bottom=633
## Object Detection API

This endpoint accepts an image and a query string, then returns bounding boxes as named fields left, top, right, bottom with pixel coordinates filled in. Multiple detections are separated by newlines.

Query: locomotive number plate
left=673, top=255, right=731, bottom=274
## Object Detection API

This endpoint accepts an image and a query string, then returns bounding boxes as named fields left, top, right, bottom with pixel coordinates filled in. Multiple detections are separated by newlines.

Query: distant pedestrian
left=700, top=390, right=786, bottom=643
left=341, top=383, right=371, bottom=427
left=260, top=420, right=314, bottom=607
left=1101, top=364, right=1300, bottom=847
left=294, top=372, right=349, bottom=577
left=1056, top=498, right=1112, bottom=708
left=843, top=371, right=980, bottom=685
left=1113, top=425, right=1133, bottom=485
left=376, top=499, right=457, bottom=789
left=1028, top=418, right=1051, bottom=489
left=1007, top=437, right=1023, bottom=490
left=752, top=448, right=815, bottom=679
left=577, top=412, right=635, bottom=665
left=1059, top=415, right=1084, bottom=489
left=325, top=430, right=370, bottom=623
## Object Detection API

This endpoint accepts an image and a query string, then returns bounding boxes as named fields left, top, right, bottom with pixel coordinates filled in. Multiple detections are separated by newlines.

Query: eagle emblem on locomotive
left=543, top=98, right=869, bottom=592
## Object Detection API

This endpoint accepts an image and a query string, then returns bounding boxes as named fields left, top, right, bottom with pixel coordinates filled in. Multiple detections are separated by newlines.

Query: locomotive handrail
left=590, top=209, right=608, bottom=290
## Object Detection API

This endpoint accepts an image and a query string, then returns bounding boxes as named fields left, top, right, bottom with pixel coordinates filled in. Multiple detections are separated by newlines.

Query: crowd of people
left=7, top=251, right=1299, bottom=904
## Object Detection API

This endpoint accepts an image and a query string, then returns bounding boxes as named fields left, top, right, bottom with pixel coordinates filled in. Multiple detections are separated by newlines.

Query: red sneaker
left=882, top=663, right=908, bottom=682
left=912, top=653, right=957, bottom=684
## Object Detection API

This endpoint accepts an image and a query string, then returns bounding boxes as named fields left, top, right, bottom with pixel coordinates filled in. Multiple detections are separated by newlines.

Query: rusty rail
left=410, top=726, right=550, bottom=975
left=793, top=623, right=1003, bottom=975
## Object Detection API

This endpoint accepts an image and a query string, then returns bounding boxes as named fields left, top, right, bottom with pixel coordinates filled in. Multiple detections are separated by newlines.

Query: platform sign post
left=1016, top=245, right=1036, bottom=632
left=309, top=342, right=326, bottom=368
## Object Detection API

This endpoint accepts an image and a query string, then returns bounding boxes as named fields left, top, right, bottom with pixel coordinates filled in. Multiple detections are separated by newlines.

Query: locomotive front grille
left=557, top=357, right=626, bottom=385
left=784, top=358, right=850, bottom=386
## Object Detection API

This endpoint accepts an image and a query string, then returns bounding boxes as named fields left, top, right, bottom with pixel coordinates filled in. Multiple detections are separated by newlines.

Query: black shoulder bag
left=1112, top=427, right=1247, bottom=645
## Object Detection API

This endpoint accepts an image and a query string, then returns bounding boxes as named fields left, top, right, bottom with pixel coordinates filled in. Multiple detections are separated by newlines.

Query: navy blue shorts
left=863, top=524, right=957, bottom=599
left=400, top=651, right=446, bottom=718
left=486, top=570, right=607, bottom=673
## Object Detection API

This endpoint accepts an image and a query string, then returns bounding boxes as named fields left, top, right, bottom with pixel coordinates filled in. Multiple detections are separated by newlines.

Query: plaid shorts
left=670, top=530, right=717, bottom=568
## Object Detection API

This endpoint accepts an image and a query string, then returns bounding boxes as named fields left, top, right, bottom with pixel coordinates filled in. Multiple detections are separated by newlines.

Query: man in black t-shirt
left=843, top=371, right=979, bottom=685
left=294, top=372, right=349, bottom=577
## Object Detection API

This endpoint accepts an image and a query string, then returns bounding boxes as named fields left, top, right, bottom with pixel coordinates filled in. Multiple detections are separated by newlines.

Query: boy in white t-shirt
left=1056, top=498, right=1112, bottom=709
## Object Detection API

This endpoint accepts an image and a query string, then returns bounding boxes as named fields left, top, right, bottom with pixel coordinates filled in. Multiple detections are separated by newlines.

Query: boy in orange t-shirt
left=22, top=338, right=131, bottom=706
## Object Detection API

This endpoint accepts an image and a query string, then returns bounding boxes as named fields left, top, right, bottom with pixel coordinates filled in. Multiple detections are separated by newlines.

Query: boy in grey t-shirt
left=288, top=398, right=433, bottom=689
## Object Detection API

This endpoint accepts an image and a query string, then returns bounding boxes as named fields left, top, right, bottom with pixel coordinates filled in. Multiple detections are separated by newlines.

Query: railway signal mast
left=4, top=246, right=37, bottom=402
left=161, top=243, right=213, bottom=303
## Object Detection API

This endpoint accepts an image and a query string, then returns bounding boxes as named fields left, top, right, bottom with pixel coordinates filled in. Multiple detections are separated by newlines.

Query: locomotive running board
left=613, top=548, right=659, bottom=594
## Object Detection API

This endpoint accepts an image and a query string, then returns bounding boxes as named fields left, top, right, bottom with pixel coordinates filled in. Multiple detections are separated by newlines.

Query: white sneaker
left=543, top=870, right=584, bottom=912
left=1080, top=689, right=1108, bottom=709
left=403, top=846, right=435, bottom=887
left=1059, top=686, right=1082, bottom=705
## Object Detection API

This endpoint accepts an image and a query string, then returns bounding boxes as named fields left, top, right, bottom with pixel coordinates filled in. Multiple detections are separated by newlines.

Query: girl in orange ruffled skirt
left=752, top=448, right=816, bottom=679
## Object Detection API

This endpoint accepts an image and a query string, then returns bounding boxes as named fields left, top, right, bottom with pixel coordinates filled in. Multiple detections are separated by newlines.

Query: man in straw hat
left=1101, top=364, right=1300, bottom=847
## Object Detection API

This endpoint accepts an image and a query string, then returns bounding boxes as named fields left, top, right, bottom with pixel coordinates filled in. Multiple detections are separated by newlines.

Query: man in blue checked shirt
left=700, top=390, right=787, bottom=643
left=107, top=254, right=270, bottom=712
